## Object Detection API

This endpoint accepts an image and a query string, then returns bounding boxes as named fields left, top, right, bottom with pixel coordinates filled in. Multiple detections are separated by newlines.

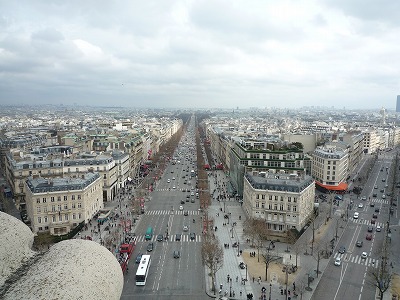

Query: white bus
left=135, top=255, right=151, bottom=286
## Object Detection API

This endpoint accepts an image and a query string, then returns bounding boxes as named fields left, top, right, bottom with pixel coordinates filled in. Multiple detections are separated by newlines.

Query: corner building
left=243, top=171, right=315, bottom=238
left=25, top=172, right=103, bottom=235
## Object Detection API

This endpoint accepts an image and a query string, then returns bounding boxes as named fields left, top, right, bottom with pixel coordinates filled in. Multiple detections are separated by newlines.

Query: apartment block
left=25, top=172, right=103, bottom=235
left=243, top=172, right=315, bottom=238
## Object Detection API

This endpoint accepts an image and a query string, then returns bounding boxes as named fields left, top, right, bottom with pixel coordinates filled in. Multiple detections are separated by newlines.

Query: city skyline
left=1, top=0, right=400, bottom=109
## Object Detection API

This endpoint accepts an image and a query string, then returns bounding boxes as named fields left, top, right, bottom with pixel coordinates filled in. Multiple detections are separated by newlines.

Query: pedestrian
left=236, top=276, right=239, bottom=282
left=240, top=290, right=242, bottom=296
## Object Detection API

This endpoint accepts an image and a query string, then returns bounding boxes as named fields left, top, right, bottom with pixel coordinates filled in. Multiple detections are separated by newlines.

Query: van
left=145, top=227, right=153, bottom=240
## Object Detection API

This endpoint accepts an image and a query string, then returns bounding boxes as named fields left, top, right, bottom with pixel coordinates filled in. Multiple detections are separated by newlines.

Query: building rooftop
left=245, top=172, right=314, bottom=193
left=26, top=172, right=100, bottom=193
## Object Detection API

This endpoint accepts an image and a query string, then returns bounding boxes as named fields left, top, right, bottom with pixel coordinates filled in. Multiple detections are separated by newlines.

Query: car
left=338, top=246, right=346, bottom=254
left=382, top=178, right=386, bottom=182
left=361, top=196, right=367, bottom=201
left=372, top=213, right=378, bottom=219
left=186, top=195, right=190, bottom=199
left=172, top=186, right=176, bottom=189
left=147, top=242, right=154, bottom=252
left=179, top=205, right=184, bottom=211
left=191, top=198, right=195, bottom=203
left=239, top=262, right=246, bottom=269
left=382, top=195, right=386, bottom=199
left=374, top=185, right=378, bottom=189
left=371, top=219, right=376, bottom=224
left=135, top=253, right=143, bottom=263
left=370, top=202, right=375, bottom=207
left=334, top=257, right=341, bottom=266
left=173, top=250, right=180, bottom=258
left=157, top=234, right=164, bottom=242
left=376, top=225, right=381, bottom=232
left=356, top=241, right=363, bottom=247
left=190, top=232, right=196, bottom=240
left=181, top=200, right=185, bottom=204
left=366, top=234, right=372, bottom=240
left=375, top=208, right=380, bottom=212
left=380, top=189, right=384, bottom=193
left=167, top=179, right=171, bottom=183
left=361, top=252, right=368, bottom=259
left=372, top=193, right=377, bottom=198
left=358, top=203, right=364, bottom=208
left=367, top=226, right=373, bottom=232
left=183, top=225, right=189, bottom=232
left=184, top=211, right=189, bottom=216
left=172, top=177, right=175, bottom=180
left=175, top=234, right=181, bottom=241
left=353, top=212, right=359, bottom=219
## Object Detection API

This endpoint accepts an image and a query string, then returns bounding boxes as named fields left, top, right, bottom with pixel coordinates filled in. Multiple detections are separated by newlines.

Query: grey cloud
left=322, top=0, right=400, bottom=25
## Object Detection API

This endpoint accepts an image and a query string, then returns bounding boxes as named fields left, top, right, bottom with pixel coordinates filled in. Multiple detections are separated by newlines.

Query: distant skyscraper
left=397, top=95, right=400, bottom=112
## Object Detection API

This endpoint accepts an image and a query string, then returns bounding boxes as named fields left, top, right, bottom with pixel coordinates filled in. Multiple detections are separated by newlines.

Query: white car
left=183, top=225, right=189, bottom=232
left=172, top=186, right=176, bottom=189
left=358, top=203, right=364, bottom=208
left=376, top=225, right=381, bottom=232
left=334, top=257, right=341, bottom=266
left=167, top=179, right=171, bottom=183
left=361, top=252, right=368, bottom=259
left=179, top=205, right=184, bottom=211
left=353, top=212, right=359, bottom=219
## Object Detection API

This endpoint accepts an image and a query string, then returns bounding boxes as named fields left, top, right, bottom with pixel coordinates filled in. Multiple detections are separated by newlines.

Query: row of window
left=36, top=195, right=82, bottom=203
left=255, top=194, right=297, bottom=202
left=37, top=213, right=82, bottom=224
left=255, top=202, right=297, bottom=212
left=36, top=203, right=82, bottom=212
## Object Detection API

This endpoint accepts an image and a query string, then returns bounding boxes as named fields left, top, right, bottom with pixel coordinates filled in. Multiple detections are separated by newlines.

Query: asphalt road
left=121, top=117, right=206, bottom=299
left=313, top=154, right=397, bottom=300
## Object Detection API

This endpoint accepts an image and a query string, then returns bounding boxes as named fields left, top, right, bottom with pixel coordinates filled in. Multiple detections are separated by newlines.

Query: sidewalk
left=204, top=169, right=351, bottom=300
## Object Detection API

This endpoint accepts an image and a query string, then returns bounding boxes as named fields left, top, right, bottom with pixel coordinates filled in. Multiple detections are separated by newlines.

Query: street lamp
left=269, top=283, right=272, bottom=300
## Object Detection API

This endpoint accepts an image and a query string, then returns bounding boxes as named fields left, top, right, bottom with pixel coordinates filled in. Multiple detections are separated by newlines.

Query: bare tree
left=292, top=242, right=303, bottom=268
left=367, top=267, right=391, bottom=300
left=261, top=246, right=281, bottom=282
left=311, top=242, right=325, bottom=277
left=243, top=218, right=269, bottom=249
left=201, top=233, right=224, bottom=294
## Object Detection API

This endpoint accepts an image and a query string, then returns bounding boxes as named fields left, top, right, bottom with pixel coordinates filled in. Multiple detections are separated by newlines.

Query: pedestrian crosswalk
left=133, top=234, right=202, bottom=243
left=352, top=219, right=385, bottom=228
left=370, top=199, right=389, bottom=204
left=145, top=210, right=200, bottom=215
left=333, top=252, right=379, bottom=268
left=154, top=188, right=193, bottom=192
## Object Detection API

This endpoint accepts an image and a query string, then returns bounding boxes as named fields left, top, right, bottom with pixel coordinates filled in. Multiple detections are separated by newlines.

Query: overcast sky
left=1, top=0, right=399, bottom=110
